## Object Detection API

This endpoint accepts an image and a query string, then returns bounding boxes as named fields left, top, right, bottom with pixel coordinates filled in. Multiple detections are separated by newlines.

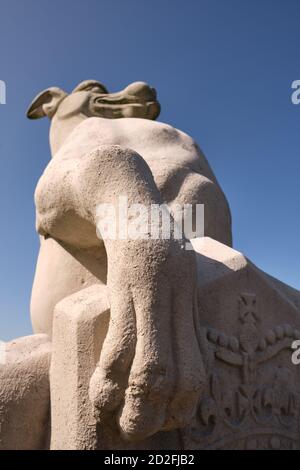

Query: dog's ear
left=26, top=87, right=68, bottom=119
left=72, top=80, right=108, bottom=94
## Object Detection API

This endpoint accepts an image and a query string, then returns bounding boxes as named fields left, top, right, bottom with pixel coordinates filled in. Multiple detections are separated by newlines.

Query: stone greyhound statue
left=26, top=80, right=232, bottom=442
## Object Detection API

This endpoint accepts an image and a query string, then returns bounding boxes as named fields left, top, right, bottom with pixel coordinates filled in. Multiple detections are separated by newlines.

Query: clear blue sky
left=0, top=0, right=299, bottom=341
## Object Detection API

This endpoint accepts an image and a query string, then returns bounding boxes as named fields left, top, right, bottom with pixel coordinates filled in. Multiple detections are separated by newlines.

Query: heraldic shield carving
left=184, top=291, right=300, bottom=450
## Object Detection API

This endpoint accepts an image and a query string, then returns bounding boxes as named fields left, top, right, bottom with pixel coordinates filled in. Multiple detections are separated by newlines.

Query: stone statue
left=26, top=80, right=231, bottom=441
left=1, top=80, right=299, bottom=450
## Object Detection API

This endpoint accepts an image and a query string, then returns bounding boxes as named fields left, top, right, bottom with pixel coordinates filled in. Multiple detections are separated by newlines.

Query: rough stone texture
left=50, top=284, right=109, bottom=450
left=185, top=238, right=300, bottom=450
left=0, top=80, right=298, bottom=450
left=28, top=80, right=232, bottom=340
left=27, top=80, right=230, bottom=441
left=0, top=334, right=51, bottom=450
left=50, top=284, right=181, bottom=450
left=49, top=238, right=300, bottom=450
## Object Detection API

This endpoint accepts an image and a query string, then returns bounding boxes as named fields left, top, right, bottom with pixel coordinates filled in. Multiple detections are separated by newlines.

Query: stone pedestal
left=49, top=238, right=300, bottom=450
left=0, top=334, right=51, bottom=450
left=184, top=238, right=300, bottom=450
left=50, top=284, right=109, bottom=450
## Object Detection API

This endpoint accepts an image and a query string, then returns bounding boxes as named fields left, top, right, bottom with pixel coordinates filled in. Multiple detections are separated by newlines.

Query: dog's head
left=27, top=80, right=161, bottom=155
left=27, top=80, right=160, bottom=121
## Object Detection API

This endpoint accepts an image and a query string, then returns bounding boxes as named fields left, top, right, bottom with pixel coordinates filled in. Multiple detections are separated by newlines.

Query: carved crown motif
left=184, top=293, right=300, bottom=450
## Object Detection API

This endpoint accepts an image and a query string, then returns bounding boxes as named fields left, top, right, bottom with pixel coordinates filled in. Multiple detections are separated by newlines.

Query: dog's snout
left=125, top=82, right=157, bottom=101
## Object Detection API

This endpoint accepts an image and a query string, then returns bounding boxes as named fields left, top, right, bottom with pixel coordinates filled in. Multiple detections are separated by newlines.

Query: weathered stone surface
left=50, top=284, right=181, bottom=450
left=50, top=284, right=109, bottom=450
left=27, top=80, right=230, bottom=441
left=49, top=238, right=300, bottom=450
left=0, top=334, right=51, bottom=450
left=28, top=80, right=232, bottom=339
left=1, top=80, right=298, bottom=450
left=185, top=238, right=300, bottom=450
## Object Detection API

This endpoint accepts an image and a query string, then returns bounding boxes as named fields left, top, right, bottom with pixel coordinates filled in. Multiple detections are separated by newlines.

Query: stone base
left=185, top=238, right=300, bottom=450
left=0, top=334, right=51, bottom=450
left=1, top=238, right=300, bottom=450
left=49, top=237, right=300, bottom=450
